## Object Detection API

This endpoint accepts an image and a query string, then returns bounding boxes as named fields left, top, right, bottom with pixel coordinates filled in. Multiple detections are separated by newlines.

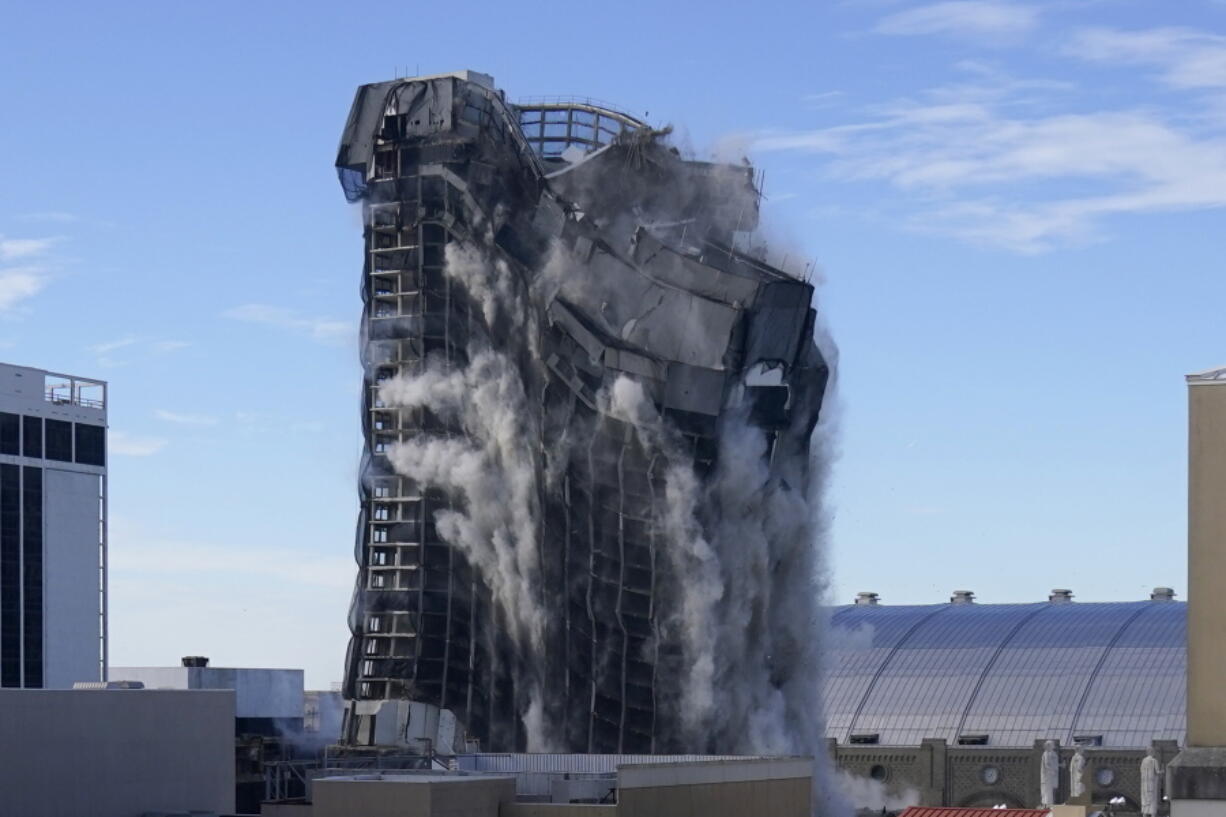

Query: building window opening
left=957, top=734, right=990, bottom=746
left=0, top=413, right=17, bottom=456
left=21, top=417, right=42, bottom=459
left=75, top=423, right=105, bottom=466
left=44, top=420, right=72, bottom=462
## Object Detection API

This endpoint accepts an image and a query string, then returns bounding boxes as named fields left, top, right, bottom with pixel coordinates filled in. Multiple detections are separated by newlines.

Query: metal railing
left=515, top=95, right=645, bottom=124
left=45, top=388, right=104, bottom=409
left=264, top=753, right=433, bottom=802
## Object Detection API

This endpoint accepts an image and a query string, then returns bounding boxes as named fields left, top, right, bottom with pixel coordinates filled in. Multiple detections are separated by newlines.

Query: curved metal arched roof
left=824, top=600, right=1185, bottom=748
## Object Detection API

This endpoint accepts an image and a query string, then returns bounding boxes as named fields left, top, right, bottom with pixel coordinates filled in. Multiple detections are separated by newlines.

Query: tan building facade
left=1169, top=368, right=1226, bottom=815
left=312, top=774, right=516, bottom=817
left=265, top=758, right=812, bottom=817
left=1185, top=370, right=1226, bottom=748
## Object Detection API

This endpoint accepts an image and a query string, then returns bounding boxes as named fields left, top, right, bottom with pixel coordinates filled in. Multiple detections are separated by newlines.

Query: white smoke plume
left=836, top=770, right=920, bottom=813
left=601, top=374, right=830, bottom=757
left=378, top=244, right=557, bottom=751
left=372, top=167, right=842, bottom=799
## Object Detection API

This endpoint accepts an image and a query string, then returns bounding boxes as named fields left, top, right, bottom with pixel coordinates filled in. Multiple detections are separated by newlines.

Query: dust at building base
left=335, top=71, right=830, bottom=756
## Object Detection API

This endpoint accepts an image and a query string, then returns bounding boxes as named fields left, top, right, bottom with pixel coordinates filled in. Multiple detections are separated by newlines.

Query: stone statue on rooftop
left=1040, top=740, right=1059, bottom=807
left=1140, top=746, right=1161, bottom=817
left=1068, top=746, right=1087, bottom=800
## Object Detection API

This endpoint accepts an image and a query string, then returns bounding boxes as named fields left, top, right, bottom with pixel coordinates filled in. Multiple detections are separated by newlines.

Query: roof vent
left=1151, top=587, right=1176, bottom=601
left=1049, top=589, right=1074, bottom=603
left=951, top=590, right=975, bottom=605
left=181, top=656, right=209, bottom=668
left=855, top=592, right=880, bottom=606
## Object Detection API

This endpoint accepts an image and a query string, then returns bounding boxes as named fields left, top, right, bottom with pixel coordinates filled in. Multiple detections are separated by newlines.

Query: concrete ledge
left=1168, top=747, right=1226, bottom=800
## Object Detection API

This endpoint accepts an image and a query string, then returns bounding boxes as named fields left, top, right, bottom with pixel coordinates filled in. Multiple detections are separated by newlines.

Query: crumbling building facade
left=334, top=71, right=829, bottom=755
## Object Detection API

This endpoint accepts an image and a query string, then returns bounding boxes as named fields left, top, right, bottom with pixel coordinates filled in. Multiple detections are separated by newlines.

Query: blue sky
left=3, top=0, right=1223, bottom=687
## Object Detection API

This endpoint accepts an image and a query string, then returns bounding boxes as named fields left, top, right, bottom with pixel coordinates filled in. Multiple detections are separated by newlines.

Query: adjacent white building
left=0, top=362, right=106, bottom=689
left=113, top=658, right=305, bottom=733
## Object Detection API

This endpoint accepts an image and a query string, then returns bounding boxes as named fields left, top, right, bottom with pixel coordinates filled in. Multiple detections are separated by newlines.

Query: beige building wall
left=0, top=689, right=235, bottom=817
left=311, top=774, right=516, bottom=817
left=502, top=805, right=616, bottom=817
left=285, top=759, right=812, bottom=817
left=1187, top=373, right=1226, bottom=747
left=615, top=758, right=812, bottom=817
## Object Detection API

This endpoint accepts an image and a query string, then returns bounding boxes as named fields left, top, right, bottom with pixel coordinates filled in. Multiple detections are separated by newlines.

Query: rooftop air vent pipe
left=1049, top=589, right=1074, bottom=603
left=181, top=656, right=209, bottom=668
left=1151, top=587, right=1176, bottom=601
left=951, top=590, right=975, bottom=605
left=855, top=592, right=880, bottom=606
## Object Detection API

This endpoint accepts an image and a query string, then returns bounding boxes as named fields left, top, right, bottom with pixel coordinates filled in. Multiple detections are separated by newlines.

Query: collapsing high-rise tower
left=335, top=71, right=830, bottom=755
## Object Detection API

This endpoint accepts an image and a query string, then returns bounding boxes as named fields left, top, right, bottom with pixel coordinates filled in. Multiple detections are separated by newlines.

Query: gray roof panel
left=825, top=600, right=1187, bottom=748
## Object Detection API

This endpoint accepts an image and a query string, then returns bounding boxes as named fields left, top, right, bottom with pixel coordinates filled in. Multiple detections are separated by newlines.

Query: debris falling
left=334, top=70, right=833, bottom=758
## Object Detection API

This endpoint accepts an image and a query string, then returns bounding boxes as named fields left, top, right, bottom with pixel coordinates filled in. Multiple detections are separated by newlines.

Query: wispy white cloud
left=17, top=212, right=78, bottom=224
left=0, top=235, right=61, bottom=311
left=109, top=431, right=168, bottom=457
left=154, top=409, right=219, bottom=427
left=224, top=304, right=351, bottom=344
left=753, top=65, right=1226, bottom=252
left=875, top=1, right=1039, bottom=40
left=89, top=336, right=140, bottom=356
left=87, top=336, right=192, bottom=367
left=0, top=236, right=59, bottom=261
left=233, top=410, right=330, bottom=436
left=1068, top=27, right=1226, bottom=89
left=0, top=267, right=47, bottom=310
left=88, top=336, right=140, bottom=368
left=802, top=91, right=845, bottom=109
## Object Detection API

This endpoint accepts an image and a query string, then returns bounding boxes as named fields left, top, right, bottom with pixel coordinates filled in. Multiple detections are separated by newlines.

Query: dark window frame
left=44, top=420, right=72, bottom=463
left=21, top=416, right=42, bottom=459
left=21, top=466, right=41, bottom=687
left=74, top=424, right=105, bottom=467
left=0, top=464, right=19, bottom=687
left=0, top=413, right=17, bottom=456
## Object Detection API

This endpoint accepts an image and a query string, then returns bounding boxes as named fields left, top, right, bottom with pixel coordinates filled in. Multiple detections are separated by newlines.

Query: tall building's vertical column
left=1169, top=367, right=1226, bottom=814
left=0, top=463, right=18, bottom=687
